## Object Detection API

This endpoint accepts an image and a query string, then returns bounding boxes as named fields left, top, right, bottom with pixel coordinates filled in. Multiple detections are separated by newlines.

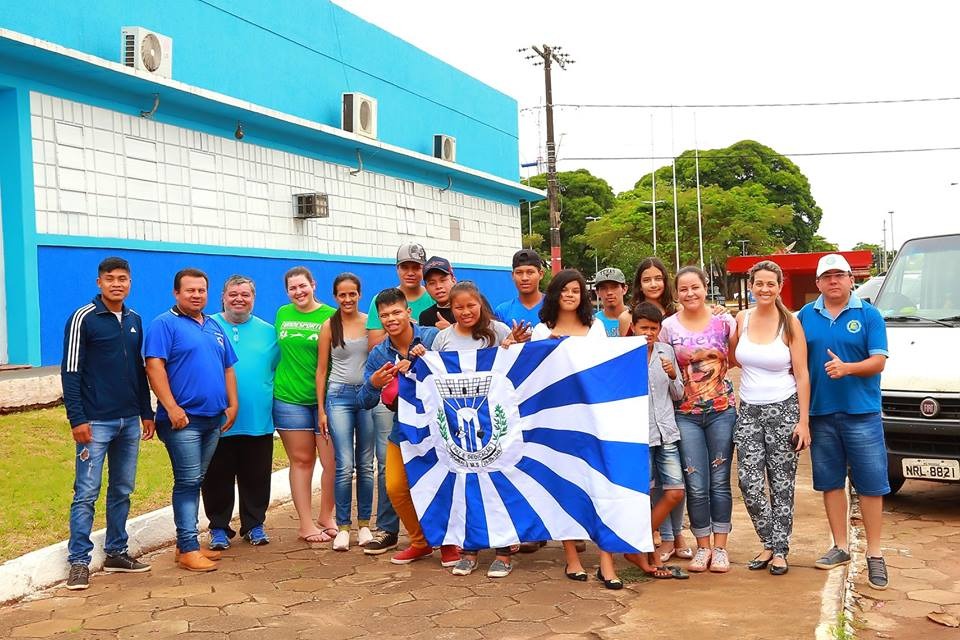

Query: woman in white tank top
left=729, top=261, right=811, bottom=576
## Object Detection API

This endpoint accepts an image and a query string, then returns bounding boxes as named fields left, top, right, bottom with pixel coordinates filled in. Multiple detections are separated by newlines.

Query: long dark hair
left=539, top=269, right=594, bottom=328
left=449, top=281, right=497, bottom=347
left=329, top=273, right=362, bottom=349
left=631, top=257, right=675, bottom=316
left=748, top=260, right=794, bottom=343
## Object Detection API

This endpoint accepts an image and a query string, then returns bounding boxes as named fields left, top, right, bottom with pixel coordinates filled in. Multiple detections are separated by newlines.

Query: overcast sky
left=335, top=0, right=960, bottom=251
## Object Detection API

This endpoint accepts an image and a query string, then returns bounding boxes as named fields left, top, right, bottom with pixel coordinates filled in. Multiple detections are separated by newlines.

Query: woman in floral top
left=659, top=266, right=737, bottom=573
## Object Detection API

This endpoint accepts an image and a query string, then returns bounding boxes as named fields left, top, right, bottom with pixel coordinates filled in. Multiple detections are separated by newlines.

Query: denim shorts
left=272, top=398, right=319, bottom=433
left=810, top=412, right=889, bottom=496
left=650, top=441, right=685, bottom=491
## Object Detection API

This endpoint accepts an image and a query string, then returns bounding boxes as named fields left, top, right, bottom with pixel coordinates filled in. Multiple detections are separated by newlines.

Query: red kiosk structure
left=726, top=250, right=873, bottom=311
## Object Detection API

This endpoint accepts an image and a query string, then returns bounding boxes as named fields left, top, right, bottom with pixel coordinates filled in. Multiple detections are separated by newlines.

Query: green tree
left=641, top=140, right=826, bottom=253
left=522, top=169, right=615, bottom=275
left=852, top=241, right=893, bottom=274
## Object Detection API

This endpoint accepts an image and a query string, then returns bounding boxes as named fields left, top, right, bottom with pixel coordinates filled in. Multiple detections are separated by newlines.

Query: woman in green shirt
left=273, top=266, right=337, bottom=543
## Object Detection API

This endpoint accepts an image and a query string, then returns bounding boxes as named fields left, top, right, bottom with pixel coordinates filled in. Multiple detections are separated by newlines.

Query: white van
left=873, top=233, right=960, bottom=494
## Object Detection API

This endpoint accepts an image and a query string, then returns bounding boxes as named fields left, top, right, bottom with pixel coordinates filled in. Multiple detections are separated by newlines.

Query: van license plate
left=901, top=458, right=960, bottom=481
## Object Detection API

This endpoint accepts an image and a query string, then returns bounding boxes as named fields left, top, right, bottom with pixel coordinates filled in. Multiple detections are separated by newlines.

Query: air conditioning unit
left=293, top=193, right=330, bottom=219
left=121, top=27, right=173, bottom=78
left=342, top=93, right=377, bottom=139
left=433, top=134, right=457, bottom=163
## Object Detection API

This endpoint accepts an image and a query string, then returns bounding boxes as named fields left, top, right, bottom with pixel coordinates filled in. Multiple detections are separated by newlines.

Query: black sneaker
left=103, top=553, right=151, bottom=573
left=814, top=546, right=851, bottom=569
left=66, top=564, right=89, bottom=590
left=363, top=531, right=399, bottom=555
left=867, top=556, right=888, bottom=590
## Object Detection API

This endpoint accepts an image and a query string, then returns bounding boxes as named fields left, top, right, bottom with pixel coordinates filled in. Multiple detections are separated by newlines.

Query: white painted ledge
left=0, top=463, right=321, bottom=603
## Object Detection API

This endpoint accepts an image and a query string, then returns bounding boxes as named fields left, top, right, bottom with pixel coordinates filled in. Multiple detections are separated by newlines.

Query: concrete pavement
left=0, top=457, right=835, bottom=640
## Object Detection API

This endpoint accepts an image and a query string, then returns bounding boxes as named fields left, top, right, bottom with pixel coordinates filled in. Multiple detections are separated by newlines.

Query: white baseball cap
left=816, top=253, right=852, bottom=277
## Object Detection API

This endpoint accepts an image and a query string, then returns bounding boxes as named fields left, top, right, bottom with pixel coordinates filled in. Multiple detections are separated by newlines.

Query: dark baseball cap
left=512, top=249, right=543, bottom=270
left=396, top=242, right=427, bottom=265
left=423, top=256, right=454, bottom=278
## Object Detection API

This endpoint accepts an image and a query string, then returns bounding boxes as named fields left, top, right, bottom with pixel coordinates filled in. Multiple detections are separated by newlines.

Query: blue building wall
left=0, top=0, right=519, bottom=180
left=38, top=246, right=517, bottom=366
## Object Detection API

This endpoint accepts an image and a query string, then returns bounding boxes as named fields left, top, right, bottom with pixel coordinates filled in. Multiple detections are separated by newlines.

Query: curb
left=814, top=482, right=856, bottom=639
left=0, top=464, right=321, bottom=604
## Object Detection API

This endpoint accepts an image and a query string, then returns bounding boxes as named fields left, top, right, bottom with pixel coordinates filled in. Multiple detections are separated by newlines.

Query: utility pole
left=522, top=45, right=574, bottom=275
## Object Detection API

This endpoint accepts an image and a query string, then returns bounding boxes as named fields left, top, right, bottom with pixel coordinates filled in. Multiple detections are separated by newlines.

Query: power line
left=520, top=96, right=960, bottom=112
left=560, top=145, right=960, bottom=161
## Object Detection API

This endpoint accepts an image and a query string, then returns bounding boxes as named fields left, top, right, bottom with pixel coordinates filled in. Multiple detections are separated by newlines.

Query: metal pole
left=672, top=159, right=680, bottom=272
left=694, top=113, right=704, bottom=270
left=650, top=114, right=657, bottom=255
left=888, top=210, right=895, bottom=256
left=882, top=219, right=887, bottom=272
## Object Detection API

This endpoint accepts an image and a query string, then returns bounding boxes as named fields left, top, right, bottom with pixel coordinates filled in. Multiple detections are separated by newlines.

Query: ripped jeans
left=68, top=416, right=141, bottom=566
left=676, top=408, right=736, bottom=539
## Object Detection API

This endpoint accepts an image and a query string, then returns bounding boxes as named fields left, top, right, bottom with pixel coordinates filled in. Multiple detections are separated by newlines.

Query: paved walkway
left=0, top=458, right=834, bottom=640
left=854, top=480, right=960, bottom=638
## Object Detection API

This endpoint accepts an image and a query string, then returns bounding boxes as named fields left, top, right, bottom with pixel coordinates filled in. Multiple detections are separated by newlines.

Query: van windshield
left=874, top=235, right=960, bottom=323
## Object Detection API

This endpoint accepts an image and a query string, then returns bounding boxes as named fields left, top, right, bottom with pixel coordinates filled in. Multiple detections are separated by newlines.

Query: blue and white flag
left=397, top=336, right=651, bottom=553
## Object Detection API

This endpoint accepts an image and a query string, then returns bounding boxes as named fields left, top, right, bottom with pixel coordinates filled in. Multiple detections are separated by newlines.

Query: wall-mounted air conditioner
left=434, top=134, right=456, bottom=163
left=342, top=93, right=377, bottom=139
left=121, top=27, right=173, bottom=78
left=293, top=193, right=330, bottom=219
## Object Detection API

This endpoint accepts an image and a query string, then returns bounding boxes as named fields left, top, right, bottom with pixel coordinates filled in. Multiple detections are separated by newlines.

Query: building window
left=450, top=217, right=461, bottom=242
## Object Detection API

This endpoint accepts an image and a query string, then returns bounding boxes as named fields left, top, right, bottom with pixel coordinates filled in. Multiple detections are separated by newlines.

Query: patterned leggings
left=734, top=394, right=800, bottom=557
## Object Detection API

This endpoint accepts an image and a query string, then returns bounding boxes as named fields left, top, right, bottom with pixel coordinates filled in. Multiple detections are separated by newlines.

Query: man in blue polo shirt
left=203, top=275, right=279, bottom=550
left=798, top=253, right=889, bottom=590
left=145, top=268, right=238, bottom=573
left=494, top=249, right=544, bottom=331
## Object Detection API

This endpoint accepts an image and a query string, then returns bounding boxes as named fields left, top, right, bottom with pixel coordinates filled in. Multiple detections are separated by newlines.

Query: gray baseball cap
left=396, top=243, right=427, bottom=265
left=595, top=267, right=626, bottom=285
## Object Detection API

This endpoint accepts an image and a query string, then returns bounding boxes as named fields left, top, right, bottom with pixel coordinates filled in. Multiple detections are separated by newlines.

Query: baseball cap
left=397, top=243, right=427, bottom=266
left=816, top=253, right=852, bottom=277
left=423, top=256, right=454, bottom=278
left=512, top=249, right=543, bottom=270
left=595, top=267, right=626, bottom=285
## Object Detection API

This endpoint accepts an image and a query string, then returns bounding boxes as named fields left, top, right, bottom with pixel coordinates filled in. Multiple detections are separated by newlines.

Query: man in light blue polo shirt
left=494, top=249, right=544, bottom=330
left=798, top=253, right=889, bottom=590
left=145, top=268, right=238, bottom=573
left=203, top=275, right=280, bottom=550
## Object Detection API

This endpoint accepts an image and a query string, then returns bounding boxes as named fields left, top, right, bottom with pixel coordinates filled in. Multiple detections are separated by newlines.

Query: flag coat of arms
left=397, top=336, right=652, bottom=553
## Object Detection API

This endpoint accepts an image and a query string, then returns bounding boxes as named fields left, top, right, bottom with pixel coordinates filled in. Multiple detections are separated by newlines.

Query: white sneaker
left=333, top=529, right=350, bottom=551
left=357, top=526, right=373, bottom=547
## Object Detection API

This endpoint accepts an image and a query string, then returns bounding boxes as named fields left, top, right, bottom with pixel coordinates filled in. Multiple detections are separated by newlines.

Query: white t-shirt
left=432, top=321, right=511, bottom=351
left=531, top=318, right=607, bottom=341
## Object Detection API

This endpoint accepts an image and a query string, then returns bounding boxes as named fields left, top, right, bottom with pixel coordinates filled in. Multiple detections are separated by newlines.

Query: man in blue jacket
left=61, top=257, right=155, bottom=590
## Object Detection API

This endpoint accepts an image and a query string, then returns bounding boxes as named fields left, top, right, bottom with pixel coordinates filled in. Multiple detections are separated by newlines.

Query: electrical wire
left=560, top=145, right=960, bottom=161
left=520, top=96, right=960, bottom=111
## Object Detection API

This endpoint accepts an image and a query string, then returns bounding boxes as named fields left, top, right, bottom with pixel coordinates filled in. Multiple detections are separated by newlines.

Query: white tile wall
left=30, top=93, right=521, bottom=266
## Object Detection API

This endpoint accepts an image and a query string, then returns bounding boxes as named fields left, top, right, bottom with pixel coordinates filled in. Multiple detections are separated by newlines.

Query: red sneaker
left=390, top=545, right=434, bottom=565
left=440, top=545, right=462, bottom=567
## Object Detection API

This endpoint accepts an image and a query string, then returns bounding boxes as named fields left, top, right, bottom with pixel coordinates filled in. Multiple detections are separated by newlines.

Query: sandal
left=298, top=531, right=329, bottom=544
left=675, top=547, right=694, bottom=560
left=665, top=564, right=690, bottom=580
left=645, top=565, right=675, bottom=580
left=319, top=527, right=338, bottom=542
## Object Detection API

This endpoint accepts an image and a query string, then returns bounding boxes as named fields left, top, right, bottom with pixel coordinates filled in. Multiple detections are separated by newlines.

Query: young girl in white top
left=730, top=260, right=811, bottom=575
left=531, top=269, right=621, bottom=590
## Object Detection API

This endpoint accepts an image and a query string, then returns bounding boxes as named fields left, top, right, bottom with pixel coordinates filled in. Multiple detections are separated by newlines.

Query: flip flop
left=319, top=527, right=338, bottom=542
left=665, top=564, right=690, bottom=580
left=298, top=532, right=328, bottom=544
left=645, top=566, right=675, bottom=580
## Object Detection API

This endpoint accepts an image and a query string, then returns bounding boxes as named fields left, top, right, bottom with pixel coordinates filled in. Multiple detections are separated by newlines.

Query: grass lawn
left=0, top=408, right=289, bottom=563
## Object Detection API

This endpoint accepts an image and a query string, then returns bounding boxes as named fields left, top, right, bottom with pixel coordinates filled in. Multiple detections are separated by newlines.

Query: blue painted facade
left=0, top=1, right=540, bottom=365
left=38, top=245, right=517, bottom=366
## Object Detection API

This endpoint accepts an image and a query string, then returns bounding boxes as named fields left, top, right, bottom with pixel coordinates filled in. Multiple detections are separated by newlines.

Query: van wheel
left=888, top=474, right=905, bottom=496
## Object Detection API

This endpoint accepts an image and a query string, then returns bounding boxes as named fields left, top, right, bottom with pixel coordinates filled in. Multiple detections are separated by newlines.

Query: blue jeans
left=676, top=408, right=736, bottom=539
left=156, top=415, right=221, bottom=552
left=326, top=383, right=375, bottom=526
left=68, top=416, right=141, bottom=566
left=371, top=402, right=399, bottom=534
